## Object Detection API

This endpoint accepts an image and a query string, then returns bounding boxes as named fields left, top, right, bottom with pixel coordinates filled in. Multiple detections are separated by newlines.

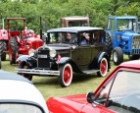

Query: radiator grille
left=37, top=48, right=50, bottom=68
left=131, top=35, right=140, bottom=54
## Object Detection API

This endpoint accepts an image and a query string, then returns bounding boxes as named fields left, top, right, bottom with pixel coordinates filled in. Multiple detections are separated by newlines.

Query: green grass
left=1, top=55, right=129, bottom=100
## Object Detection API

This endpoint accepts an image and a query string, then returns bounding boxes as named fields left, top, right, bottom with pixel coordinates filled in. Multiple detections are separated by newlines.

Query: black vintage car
left=15, top=27, right=112, bottom=87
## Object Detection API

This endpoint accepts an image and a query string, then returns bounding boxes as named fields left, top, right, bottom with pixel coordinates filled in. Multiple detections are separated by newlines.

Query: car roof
left=108, top=15, right=137, bottom=19
left=120, top=60, right=140, bottom=68
left=0, top=70, right=48, bottom=112
left=61, top=16, right=89, bottom=20
left=0, top=70, right=32, bottom=83
left=47, top=27, right=103, bottom=33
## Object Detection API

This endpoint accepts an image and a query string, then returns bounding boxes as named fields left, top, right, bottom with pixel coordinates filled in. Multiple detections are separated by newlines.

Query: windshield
left=97, top=71, right=140, bottom=112
left=0, top=103, right=43, bottom=113
left=49, top=32, right=77, bottom=44
left=69, top=21, right=89, bottom=26
left=117, top=19, right=137, bottom=31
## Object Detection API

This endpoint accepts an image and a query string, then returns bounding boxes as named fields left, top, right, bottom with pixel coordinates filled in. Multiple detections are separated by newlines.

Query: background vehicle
left=0, top=19, right=8, bottom=62
left=106, top=15, right=140, bottom=65
left=0, top=18, right=43, bottom=64
left=0, top=70, right=49, bottom=113
left=46, top=60, right=140, bottom=113
left=15, top=26, right=111, bottom=87
left=138, top=21, right=140, bottom=31
left=60, top=16, right=90, bottom=27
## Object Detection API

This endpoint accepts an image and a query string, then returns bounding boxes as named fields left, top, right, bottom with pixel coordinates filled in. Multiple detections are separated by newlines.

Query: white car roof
left=0, top=70, right=48, bottom=113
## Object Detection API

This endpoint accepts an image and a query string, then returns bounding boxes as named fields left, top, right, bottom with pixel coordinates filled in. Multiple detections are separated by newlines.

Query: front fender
left=16, top=55, right=37, bottom=68
left=58, top=57, right=70, bottom=64
left=58, top=57, right=83, bottom=73
left=16, top=55, right=30, bottom=63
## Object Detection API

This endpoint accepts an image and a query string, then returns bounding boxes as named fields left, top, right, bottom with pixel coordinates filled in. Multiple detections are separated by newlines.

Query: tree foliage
left=0, top=0, right=139, bottom=33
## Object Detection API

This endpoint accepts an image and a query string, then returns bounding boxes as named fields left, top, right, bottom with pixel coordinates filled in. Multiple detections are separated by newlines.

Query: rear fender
left=97, top=52, right=110, bottom=70
left=90, top=52, right=110, bottom=70
left=58, top=57, right=82, bottom=73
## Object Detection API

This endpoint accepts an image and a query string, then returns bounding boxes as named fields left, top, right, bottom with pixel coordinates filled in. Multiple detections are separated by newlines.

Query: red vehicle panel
left=46, top=60, right=140, bottom=113
left=0, top=18, right=43, bottom=65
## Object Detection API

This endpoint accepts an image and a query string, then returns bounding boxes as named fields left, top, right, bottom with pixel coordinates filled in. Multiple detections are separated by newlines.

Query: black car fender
left=97, top=52, right=110, bottom=70
left=89, top=52, right=110, bottom=70
left=58, top=57, right=83, bottom=73
left=16, top=55, right=37, bottom=68
left=16, top=55, right=30, bottom=62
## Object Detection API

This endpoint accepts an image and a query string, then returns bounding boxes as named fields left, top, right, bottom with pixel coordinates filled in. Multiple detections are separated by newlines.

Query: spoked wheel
left=8, top=37, right=18, bottom=65
left=18, top=63, right=33, bottom=81
left=103, top=32, right=113, bottom=59
left=97, top=57, right=108, bottom=77
left=59, top=63, right=73, bottom=87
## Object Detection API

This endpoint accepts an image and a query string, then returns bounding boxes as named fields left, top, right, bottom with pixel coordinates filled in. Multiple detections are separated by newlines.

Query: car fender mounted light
left=56, top=54, right=61, bottom=63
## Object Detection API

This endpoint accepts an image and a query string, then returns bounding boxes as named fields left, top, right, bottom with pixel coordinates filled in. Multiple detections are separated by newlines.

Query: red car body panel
left=47, top=94, right=86, bottom=113
left=46, top=60, right=140, bottom=113
left=47, top=94, right=116, bottom=113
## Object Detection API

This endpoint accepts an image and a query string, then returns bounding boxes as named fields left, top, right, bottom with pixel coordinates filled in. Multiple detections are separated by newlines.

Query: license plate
left=38, top=55, right=47, bottom=58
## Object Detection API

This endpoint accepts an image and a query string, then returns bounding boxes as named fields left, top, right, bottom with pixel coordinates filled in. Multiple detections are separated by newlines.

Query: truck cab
left=60, top=16, right=90, bottom=27
left=106, top=15, right=140, bottom=65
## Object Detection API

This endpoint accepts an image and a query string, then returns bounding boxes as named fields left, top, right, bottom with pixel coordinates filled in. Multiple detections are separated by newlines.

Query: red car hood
left=47, top=93, right=87, bottom=113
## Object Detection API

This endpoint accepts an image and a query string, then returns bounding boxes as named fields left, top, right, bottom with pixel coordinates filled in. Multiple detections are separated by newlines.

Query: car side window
left=80, top=32, right=90, bottom=45
left=107, top=19, right=114, bottom=31
left=96, top=78, right=114, bottom=105
left=97, top=71, right=140, bottom=112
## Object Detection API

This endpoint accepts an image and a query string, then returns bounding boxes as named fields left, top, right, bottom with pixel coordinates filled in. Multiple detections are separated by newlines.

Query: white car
left=0, top=70, right=49, bottom=113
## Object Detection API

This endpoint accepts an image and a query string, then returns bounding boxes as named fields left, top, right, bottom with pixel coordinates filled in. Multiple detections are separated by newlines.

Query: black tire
left=0, top=55, right=1, bottom=69
left=103, top=32, right=113, bottom=59
left=9, top=37, right=18, bottom=65
left=18, top=63, right=33, bottom=81
left=59, top=63, right=73, bottom=87
left=1, top=52, right=6, bottom=61
left=128, top=55, right=140, bottom=60
left=0, top=41, right=7, bottom=61
left=112, top=47, right=123, bottom=65
left=97, top=57, right=108, bottom=77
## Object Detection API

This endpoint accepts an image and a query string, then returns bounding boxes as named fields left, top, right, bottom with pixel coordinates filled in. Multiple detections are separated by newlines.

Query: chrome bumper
left=15, top=68, right=60, bottom=76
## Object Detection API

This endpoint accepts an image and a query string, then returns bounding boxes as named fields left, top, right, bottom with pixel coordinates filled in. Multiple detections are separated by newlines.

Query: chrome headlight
left=28, top=49, right=35, bottom=56
left=49, top=49, right=56, bottom=58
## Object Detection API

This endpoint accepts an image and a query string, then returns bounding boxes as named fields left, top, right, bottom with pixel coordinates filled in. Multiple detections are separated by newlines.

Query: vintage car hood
left=47, top=43, right=76, bottom=50
left=47, top=94, right=87, bottom=112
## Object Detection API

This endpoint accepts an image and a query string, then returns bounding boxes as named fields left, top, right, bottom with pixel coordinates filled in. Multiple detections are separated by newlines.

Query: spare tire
left=103, top=32, right=113, bottom=59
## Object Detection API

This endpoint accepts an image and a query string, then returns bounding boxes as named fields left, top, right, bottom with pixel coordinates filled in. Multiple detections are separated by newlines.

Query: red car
left=46, top=60, right=140, bottom=113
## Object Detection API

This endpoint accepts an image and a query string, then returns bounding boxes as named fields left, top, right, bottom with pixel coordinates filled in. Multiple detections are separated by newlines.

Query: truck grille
left=131, top=35, right=140, bottom=54
left=37, top=48, right=50, bottom=68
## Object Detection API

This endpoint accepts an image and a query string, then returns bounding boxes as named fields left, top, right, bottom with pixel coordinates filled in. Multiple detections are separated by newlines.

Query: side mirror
left=86, top=91, right=95, bottom=103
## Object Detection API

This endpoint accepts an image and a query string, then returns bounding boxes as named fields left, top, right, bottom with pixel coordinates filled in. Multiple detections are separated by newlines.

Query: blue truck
left=106, top=15, right=140, bottom=65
